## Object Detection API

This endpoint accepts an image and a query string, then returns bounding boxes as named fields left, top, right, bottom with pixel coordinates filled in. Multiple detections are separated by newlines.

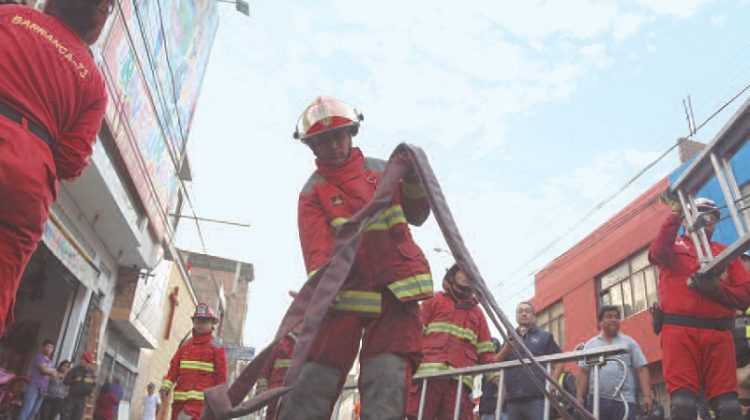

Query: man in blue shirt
left=498, top=302, right=563, bottom=420
left=575, top=305, right=654, bottom=420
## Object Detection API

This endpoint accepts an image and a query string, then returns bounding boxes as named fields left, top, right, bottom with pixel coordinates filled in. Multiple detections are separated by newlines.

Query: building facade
left=0, top=1, right=219, bottom=418
left=530, top=132, right=750, bottom=413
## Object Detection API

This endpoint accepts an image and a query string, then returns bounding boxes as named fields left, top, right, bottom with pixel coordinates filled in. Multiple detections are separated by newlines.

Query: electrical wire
left=492, top=81, right=750, bottom=301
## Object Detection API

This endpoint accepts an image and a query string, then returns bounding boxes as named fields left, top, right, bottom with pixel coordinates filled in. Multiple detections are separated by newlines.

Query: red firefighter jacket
left=416, top=291, right=495, bottom=387
left=0, top=5, right=107, bottom=182
left=648, top=212, right=750, bottom=317
left=161, top=331, right=227, bottom=403
left=257, top=333, right=297, bottom=392
left=298, top=147, right=433, bottom=315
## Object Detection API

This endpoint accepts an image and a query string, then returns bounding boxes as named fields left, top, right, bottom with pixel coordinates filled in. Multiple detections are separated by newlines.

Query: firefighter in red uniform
left=407, top=263, right=495, bottom=420
left=256, top=324, right=300, bottom=420
left=160, top=304, right=227, bottom=420
left=278, top=96, right=433, bottom=420
left=0, top=0, right=111, bottom=335
left=649, top=196, right=750, bottom=420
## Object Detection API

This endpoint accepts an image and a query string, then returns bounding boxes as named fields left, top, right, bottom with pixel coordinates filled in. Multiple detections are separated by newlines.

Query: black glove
left=688, top=271, right=719, bottom=294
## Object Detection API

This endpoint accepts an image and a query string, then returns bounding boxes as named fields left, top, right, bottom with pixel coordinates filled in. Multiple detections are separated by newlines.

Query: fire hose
left=202, top=143, right=593, bottom=420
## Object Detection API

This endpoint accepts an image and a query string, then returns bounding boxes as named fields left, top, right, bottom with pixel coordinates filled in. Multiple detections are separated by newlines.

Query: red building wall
left=531, top=177, right=671, bottom=367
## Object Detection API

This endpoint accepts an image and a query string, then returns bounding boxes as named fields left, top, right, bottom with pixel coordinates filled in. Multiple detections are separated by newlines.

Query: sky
left=177, top=0, right=750, bottom=352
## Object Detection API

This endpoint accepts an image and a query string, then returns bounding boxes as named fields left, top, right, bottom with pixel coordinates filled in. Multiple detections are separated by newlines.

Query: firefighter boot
left=359, top=354, right=408, bottom=420
left=276, top=362, right=341, bottom=420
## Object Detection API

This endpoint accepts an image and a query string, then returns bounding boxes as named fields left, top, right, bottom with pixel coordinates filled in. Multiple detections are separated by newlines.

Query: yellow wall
left=130, top=263, right=197, bottom=420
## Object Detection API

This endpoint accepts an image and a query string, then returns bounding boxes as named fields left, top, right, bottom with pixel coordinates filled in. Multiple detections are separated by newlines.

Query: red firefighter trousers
left=308, top=290, right=423, bottom=373
left=0, top=118, right=55, bottom=335
left=407, top=378, right=473, bottom=420
left=171, top=401, right=203, bottom=420
left=661, top=324, right=738, bottom=400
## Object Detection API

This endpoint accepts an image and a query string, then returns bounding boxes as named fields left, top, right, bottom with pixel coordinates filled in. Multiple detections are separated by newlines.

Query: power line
left=491, top=80, right=750, bottom=300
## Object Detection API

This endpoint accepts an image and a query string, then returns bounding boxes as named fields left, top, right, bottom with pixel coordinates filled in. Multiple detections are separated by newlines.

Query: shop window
left=598, top=248, right=658, bottom=318
left=537, top=300, right=564, bottom=348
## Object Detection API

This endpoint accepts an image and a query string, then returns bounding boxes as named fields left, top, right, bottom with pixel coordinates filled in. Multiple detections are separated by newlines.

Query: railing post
left=593, top=363, right=601, bottom=419
left=543, top=363, right=551, bottom=420
left=494, top=370, right=504, bottom=420
left=453, top=375, right=463, bottom=420
left=417, top=378, right=428, bottom=420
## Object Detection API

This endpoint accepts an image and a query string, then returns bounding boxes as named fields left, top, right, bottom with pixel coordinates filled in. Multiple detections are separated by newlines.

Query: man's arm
left=637, top=366, right=654, bottom=411
left=54, top=84, right=107, bottom=181
left=37, top=361, right=58, bottom=377
left=161, top=347, right=181, bottom=394
left=648, top=212, right=682, bottom=268
left=714, top=258, right=750, bottom=310
left=298, top=192, right=334, bottom=279
left=575, top=367, right=590, bottom=407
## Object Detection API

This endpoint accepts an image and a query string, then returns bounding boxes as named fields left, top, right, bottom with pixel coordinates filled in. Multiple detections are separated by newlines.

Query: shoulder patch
left=364, top=157, right=387, bottom=173
left=301, top=172, right=324, bottom=194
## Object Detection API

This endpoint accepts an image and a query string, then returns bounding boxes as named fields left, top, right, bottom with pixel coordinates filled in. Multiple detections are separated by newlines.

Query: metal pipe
left=722, top=157, right=750, bottom=229
left=495, top=370, right=504, bottom=420
left=593, top=364, right=600, bottom=419
left=711, top=153, right=745, bottom=236
left=678, top=191, right=707, bottom=264
left=543, top=363, right=551, bottom=420
left=330, top=396, right=341, bottom=420
left=417, top=378, right=427, bottom=420
left=605, top=356, right=630, bottom=420
left=453, top=375, right=463, bottom=420
left=691, top=193, right=716, bottom=261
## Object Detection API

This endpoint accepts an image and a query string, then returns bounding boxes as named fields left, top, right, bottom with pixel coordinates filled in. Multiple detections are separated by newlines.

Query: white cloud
left=612, top=12, right=650, bottom=40
left=711, top=14, right=727, bottom=26
left=646, top=44, right=657, bottom=53
left=634, top=0, right=714, bottom=19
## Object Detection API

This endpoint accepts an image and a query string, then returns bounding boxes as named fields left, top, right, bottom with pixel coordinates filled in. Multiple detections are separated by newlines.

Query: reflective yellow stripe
left=328, top=205, right=407, bottom=231
left=273, top=359, right=292, bottom=369
left=425, top=322, right=478, bottom=345
left=382, top=205, right=407, bottom=227
left=477, top=341, right=495, bottom=354
left=416, top=363, right=473, bottom=387
left=257, top=378, right=268, bottom=389
left=416, top=362, right=451, bottom=375
left=745, top=325, right=750, bottom=339
left=330, top=217, right=348, bottom=228
left=332, top=290, right=382, bottom=314
left=402, top=182, right=427, bottom=198
left=173, top=390, right=205, bottom=401
left=487, top=371, right=500, bottom=381
left=307, top=269, right=318, bottom=279
left=180, top=360, right=214, bottom=372
left=387, top=273, right=433, bottom=300
left=161, top=379, right=174, bottom=390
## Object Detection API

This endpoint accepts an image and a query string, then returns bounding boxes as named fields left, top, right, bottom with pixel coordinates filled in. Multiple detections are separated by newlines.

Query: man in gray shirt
left=576, top=305, right=654, bottom=420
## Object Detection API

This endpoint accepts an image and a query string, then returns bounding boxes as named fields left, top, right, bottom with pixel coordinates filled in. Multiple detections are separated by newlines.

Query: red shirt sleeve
left=54, top=78, right=107, bottom=181
left=420, top=297, right=435, bottom=327
left=298, top=191, right=334, bottom=277
left=648, top=212, right=683, bottom=268
left=476, top=310, right=495, bottom=365
left=213, top=344, right=228, bottom=386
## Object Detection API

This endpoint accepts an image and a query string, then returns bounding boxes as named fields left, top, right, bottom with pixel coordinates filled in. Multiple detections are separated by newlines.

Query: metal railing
left=411, top=344, right=631, bottom=420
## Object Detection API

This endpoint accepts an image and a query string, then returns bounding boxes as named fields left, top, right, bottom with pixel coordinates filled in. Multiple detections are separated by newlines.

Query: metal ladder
left=669, top=97, right=750, bottom=278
